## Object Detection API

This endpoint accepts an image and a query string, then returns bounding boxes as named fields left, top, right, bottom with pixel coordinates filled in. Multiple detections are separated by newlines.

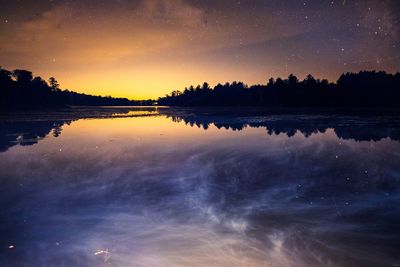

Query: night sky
left=0, top=0, right=399, bottom=99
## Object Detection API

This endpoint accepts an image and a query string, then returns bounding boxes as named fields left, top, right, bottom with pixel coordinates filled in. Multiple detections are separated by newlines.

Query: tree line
left=0, top=67, right=153, bottom=109
left=158, top=71, right=400, bottom=107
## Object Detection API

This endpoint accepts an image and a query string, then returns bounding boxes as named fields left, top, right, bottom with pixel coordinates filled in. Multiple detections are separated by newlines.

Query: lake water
left=0, top=107, right=400, bottom=267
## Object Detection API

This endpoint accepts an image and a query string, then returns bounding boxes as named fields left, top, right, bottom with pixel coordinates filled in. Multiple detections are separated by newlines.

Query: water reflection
left=165, top=111, right=400, bottom=142
left=0, top=107, right=399, bottom=267
left=0, top=107, right=162, bottom=152
left=0, top=121, right=69, bottom=152
left=1, top=107, right=399, bottom=152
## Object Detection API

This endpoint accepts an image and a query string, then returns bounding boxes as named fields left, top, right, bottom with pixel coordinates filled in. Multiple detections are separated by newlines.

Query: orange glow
left=0, top=0, right=313, bottom=99
left=1, top=0, right=398, bottom=99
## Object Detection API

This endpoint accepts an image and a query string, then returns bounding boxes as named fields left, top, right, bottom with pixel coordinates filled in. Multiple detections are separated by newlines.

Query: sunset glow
left=1, top=2, right=400, bottom=265
left=1, top=0, right=399, bottom=99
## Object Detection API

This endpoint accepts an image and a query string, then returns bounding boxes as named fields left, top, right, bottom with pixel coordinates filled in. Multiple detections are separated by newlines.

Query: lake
left=0, top=107, right=399, bottom=267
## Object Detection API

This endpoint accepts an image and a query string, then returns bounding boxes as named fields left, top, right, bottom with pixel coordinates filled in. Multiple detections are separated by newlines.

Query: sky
left=0, top=0, right=399, bottom=99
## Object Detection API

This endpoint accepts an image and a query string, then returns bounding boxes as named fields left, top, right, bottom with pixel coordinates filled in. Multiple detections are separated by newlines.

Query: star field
left=0, top=0, right=399, bottom=99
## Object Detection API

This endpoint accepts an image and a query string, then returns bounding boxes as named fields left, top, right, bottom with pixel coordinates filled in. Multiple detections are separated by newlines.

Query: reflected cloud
left=0, top=108, right=400, bottom=266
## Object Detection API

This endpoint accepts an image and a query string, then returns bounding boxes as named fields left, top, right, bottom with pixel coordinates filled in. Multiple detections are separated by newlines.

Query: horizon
left=1, top=1, right=400, bottom=265
left=1, top=0, right=400, bottom=99
left=4, top=66, right=400, bottom=101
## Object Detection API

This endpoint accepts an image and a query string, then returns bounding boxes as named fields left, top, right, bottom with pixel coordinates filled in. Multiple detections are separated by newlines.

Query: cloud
left=139, top=0, right=206, bottom=27
left=0, top=0, right=206, bottom=69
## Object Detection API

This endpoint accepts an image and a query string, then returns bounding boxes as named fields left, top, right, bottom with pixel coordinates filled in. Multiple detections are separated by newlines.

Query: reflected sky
left=0, top=108, right=399, bottom=267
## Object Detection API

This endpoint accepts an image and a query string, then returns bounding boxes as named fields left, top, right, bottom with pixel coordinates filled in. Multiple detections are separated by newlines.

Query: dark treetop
left=0, top=67, right=154, bottom=109
left=158, top=71, right=400, bottom=108
left=2, top=67, right=400, bottom=110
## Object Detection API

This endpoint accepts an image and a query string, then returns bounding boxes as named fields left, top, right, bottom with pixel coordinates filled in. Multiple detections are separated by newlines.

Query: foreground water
left=0, top=107, right=399, bottom=267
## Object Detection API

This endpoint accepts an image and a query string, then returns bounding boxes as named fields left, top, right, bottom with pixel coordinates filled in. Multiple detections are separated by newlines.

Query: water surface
left=0, top=107, right=399, bottom=267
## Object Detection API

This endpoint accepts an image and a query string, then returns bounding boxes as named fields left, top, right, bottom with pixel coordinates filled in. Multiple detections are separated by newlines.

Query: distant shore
left=1, top=106, right=400, bottom=123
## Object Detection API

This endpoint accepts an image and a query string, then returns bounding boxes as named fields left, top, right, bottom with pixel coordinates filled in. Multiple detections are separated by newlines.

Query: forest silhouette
left=0, top=67, right=153, bottom=109
left=1, top=67, right=400, bottom=109
left=158, top=71, right=400, bottom=108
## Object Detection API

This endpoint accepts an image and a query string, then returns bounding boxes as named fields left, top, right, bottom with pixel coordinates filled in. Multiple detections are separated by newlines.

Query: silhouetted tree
left=48, top=77, right=60, bottom=92
left=0, top=67, right=154, bottom=109
left=12, top=69, right=33, bottom=84
left=158, top=71, right=400, bottom=108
